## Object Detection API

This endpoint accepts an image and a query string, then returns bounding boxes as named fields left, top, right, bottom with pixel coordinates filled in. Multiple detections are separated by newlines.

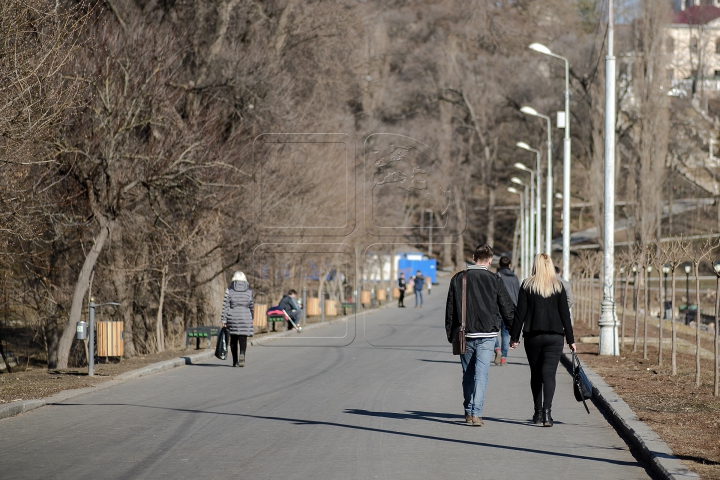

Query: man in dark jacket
left=494, top=256, right=520, bottom=366
left=445, top=245, right=515, bottom=426
left=278, top=289, right=302, bottom=330
left=397, top=273, right=407, bottom=307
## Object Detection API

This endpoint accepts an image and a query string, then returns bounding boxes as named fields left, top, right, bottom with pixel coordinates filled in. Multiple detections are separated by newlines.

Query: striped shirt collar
left=467, top=264, right=489, bottom=271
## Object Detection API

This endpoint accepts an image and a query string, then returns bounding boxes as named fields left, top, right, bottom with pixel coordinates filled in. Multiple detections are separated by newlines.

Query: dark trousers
left=229, top=334, right=247, bottom=365
left=398, top=289, right=405, bottom=306
left=524, top=333, right=564, bottom=410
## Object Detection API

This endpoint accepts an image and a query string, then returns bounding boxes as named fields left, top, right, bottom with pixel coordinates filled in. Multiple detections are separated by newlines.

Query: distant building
left=666, top=5, right=720, bottom=97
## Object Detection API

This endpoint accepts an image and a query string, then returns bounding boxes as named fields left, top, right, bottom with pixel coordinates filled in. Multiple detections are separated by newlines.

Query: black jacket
left=510, top=283, right=574, bottom=344
left=278, top=295, right=301, bottom=322
left=445, top=266, right=515, bottom=343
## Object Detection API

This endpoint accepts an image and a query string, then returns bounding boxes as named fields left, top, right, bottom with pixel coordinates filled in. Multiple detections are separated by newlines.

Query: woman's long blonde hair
left=523, top=253, right=562, bottom=298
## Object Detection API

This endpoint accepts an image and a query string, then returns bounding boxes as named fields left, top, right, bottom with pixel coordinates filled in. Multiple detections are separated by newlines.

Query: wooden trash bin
left=324, top=300, right=338, bottom=316
left=377, top=289, right=387, bottom=303
left=253, top=304, right=268, bottom=331
left=360, top=290, right=371, bottom=307
left=96, top=321, right=124, bottom=357
left=392, top=287, right=400, bottom=299
left=307, top=298, right=321, bottom=316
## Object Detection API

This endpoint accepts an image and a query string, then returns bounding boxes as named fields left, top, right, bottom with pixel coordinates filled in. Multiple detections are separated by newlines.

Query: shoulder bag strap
left=461, top=270, right=467, bottom=332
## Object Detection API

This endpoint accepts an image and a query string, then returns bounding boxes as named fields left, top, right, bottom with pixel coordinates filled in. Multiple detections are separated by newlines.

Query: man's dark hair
left=554, top=266, right=561, bottom=275
left=473, top=244, right=494, bottom=263
left=288, top=289, right=297, bottom=296
left=499, top=256, right=511, bottom=268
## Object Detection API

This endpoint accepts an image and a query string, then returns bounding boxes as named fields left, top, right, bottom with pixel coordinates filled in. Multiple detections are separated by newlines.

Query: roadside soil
left=573, top=322, right=720, bottom=479
left=0, top=348, right=203, bottom=404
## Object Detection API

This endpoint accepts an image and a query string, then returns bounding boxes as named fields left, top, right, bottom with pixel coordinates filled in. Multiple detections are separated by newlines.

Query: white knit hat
left=232, top=271, right=247, bottom=282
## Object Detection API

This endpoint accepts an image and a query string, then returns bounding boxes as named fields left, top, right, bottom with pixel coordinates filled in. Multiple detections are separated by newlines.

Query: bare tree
left=662, top=236, right=689, bottom=376
left=683, top=237, right=714, bottom=387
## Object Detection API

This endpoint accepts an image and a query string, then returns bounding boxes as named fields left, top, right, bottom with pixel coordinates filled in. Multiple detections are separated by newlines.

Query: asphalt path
left=0, top=280, right=653, bottom=479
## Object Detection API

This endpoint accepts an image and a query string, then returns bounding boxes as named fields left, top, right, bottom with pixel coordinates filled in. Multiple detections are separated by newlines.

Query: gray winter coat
left=498, top=267, right=520, bottom=306
left=221, top=281, right=254, bottom=336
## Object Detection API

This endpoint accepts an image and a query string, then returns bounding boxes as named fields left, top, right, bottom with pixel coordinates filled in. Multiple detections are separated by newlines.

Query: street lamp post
left=516, top=142, right=543, bottom=258
left=520, top=106, right=553, bottom=254
left=685, top=263, right=692, bottom=324
left=597, top=0, right=619, bottom=356
left=512, top=177, right=531, bottom=278
left=508, top=187, right=526, bottom=279
left=514, top=161, right=536, bottom=263
left=529, top=42, right=572, bottom=281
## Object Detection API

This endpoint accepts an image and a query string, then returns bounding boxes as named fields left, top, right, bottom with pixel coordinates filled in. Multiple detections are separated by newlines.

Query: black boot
left=532, top=408, right=542, bottom=425
left=542, top=409, right=553, bottom=427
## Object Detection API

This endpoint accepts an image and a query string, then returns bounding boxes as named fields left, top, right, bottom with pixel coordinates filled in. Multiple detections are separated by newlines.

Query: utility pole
left=598, top=0, right=619, bottom=356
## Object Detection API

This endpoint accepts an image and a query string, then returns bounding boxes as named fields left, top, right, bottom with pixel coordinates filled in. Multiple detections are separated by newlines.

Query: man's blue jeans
left=414, top=290, right=423, bottom=306
left=460, top=337, right=495, bottom=417
left=494, top=323, right=510, bottom=359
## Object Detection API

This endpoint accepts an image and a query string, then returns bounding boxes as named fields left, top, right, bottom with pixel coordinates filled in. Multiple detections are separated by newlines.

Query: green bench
left=185, top=326, right=221, bottom=349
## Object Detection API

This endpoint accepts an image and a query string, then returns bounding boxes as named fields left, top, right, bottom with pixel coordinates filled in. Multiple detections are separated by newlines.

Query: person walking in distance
left=494, top=256, right=520, bottom=366
left=510, top=254, right=576, bottom=427
left=414, top=270, right=425, bottom=308
left=221, top=271, right=254, bottom=368
left=397, top=273, right=407, bottom=308
left=445, top=245, right=515, bottom=426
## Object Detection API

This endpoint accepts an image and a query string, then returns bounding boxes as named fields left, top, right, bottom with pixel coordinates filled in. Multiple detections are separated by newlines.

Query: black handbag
left=452, top=271, right=467, bottom=356
left=215, top=327, right=229, bottom=360
left=572, top=351, right=592, bottom=414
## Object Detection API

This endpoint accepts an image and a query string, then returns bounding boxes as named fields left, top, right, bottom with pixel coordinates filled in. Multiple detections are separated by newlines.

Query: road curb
left=0, top=349, right=214, bottom=422
left=560, top=351, right=699, bottom=479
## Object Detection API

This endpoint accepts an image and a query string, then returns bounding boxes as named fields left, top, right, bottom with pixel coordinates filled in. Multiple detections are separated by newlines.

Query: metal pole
left=88, top=301, right=95, bottom=376
left=529, top=172, right=535, bottom=263
left=686, top=270, right=690, bottom=324
left=598, top=0, right=619, bottom=356
left=525, top=184, right=530, bottom=275
left=302, top=286, right=307, bottom=325
left=546, top=118, right=553, bottom=254
left=536, top=150, right=542, bottom=258
left=520, top=193, right=526, bottom=279
left=563, top=58, right=572, bottom=281
left=428, top=210, right=433, bottom=258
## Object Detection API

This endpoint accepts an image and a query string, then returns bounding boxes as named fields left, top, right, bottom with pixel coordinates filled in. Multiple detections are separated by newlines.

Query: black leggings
left=229, top=334, right=247, bottom=365
left=524, top=333, right=564, bottom=410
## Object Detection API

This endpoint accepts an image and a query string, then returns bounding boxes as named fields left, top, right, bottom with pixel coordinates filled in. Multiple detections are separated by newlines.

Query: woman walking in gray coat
left=221, top=271, right=254, bottom=367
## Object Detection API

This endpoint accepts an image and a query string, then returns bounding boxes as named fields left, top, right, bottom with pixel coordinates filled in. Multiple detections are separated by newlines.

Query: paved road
left=0, top=281, right=653, bottom=479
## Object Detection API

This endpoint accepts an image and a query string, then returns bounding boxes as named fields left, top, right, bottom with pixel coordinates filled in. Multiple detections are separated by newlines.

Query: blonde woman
left=510, top=254, right=575, bottom=427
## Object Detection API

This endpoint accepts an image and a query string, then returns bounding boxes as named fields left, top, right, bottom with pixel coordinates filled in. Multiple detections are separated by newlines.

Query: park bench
left=341, top=302, right=356, bottom=316
left=267, top=313, right=286, bottom=332
left=185, top=326, right=221, bottom=349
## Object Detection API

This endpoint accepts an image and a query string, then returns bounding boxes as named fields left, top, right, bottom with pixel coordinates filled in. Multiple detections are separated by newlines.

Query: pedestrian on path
left=445, top=245, right=515, bottom=426
left=510, top=254, right=576, bottom=427
left=494, top=256, right=519, bottom=366
left=397, top=273, right=407, bottom=308
left=413, top=270, right=425, bottom=307
left=221, top=271, right=254, bottom=368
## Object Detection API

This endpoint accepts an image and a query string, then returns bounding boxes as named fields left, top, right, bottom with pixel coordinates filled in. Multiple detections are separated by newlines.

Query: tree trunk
left=633, top=272, right=640, bottom=352
left=53, top=217, right=114, bottom=369
left=156, top=265, right=168, bottom=353
left=442, top=238, right=453, bottom=269
left=714, top=275, right=719, bottom=396
left=672, top=269, right=678, bottom=376
left=621, top=274, right=630, bottom=352
left=454, top=188, right=465, bottom=269
left=486, top=188, right=495, bottom=247
left=112, top=230, right=138, bottom=359
left=643, top=267, right=649, bottom=360
left=658, top=270, right=665, bottom=366
left=695, top=262, right=702, bottom=387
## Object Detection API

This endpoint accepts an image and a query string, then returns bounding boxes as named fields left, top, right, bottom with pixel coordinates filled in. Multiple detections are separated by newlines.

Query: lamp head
left=684, top=264, right=692, bottom=274
left=632, top=265, right=637, bottom=273
left=647, top=265, right=653, bottom=273
left=520, top=106, right=539, bottom=116
left=514, top=162, right=531, bottom=172
left=516, top=141, right=531, bottom=150
left=511, top=177, right=523, bottom=185
left=529, top=43, right=553, bottom=56
left=714, top=261, right=720, bottom=274
left=619, top=267, right=624, bottom=274
left=555, top=193, right=563, bottom=199
left=662, top=265, right=670, bottom=274
left=507, top=187, right=520, bottom=195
